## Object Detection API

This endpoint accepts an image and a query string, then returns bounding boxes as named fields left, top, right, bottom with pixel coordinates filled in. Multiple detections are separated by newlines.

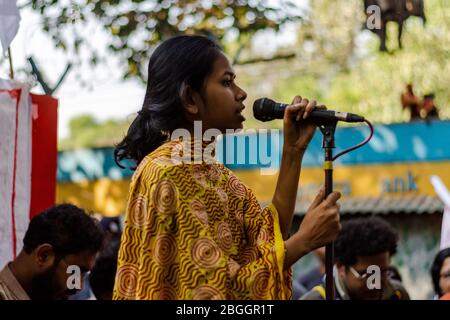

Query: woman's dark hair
left=431, top=248, right=450, bottom=297
left=114, top=35, right=222, bottom=169
left=334, top=217, right=398, bottom=266
left=23, top=204, right=104, bottom=257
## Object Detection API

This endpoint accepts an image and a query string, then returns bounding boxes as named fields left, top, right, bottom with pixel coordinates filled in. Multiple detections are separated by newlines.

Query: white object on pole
left=0, top=78, right=32, bottom=268
left=0, top=0, right=21, bottom=55
left=430, top=175, right=450, bottom=250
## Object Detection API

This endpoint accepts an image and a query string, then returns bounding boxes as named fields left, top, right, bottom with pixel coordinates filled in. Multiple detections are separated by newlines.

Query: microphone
left=253, top=97, right=365, bottom=124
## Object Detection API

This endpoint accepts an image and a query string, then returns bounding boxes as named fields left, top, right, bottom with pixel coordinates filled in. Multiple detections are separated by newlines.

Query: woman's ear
left=181, top=85, right=203, bottom=119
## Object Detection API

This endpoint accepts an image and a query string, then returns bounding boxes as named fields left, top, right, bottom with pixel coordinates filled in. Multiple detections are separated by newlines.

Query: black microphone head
left=253, top=97, right=276, bottom=122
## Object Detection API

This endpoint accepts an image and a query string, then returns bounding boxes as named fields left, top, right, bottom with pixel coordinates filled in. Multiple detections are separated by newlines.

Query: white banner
left=430, top=175, right=450, bottom=250
left=0, top=0, right=21, bottom=54
left=0, top=79, right=32, bottom=268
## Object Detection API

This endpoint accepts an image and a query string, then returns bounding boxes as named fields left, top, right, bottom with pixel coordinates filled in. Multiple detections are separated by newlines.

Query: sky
left=0, top=0, right=307, bottom=139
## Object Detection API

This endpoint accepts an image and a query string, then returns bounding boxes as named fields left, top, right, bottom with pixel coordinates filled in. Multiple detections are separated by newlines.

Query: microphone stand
left=318, top=120, right=337, bottom=301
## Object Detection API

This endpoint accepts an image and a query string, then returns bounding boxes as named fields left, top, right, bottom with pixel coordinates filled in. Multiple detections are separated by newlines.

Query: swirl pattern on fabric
left=113, top=140, right=291, bottom=300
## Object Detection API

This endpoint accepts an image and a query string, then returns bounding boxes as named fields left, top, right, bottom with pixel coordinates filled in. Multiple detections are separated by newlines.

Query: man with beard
left=300, top=217, right=410, bottom=300
left=0, top=204, right=104, bottom=300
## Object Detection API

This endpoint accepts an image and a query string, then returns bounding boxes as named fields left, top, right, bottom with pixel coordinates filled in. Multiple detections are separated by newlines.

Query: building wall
left=388, top=213, right=441, bottom=300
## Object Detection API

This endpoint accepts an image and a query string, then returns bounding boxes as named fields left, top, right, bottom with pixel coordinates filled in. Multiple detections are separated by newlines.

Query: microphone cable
left=331, top=119, right=374, bottom=161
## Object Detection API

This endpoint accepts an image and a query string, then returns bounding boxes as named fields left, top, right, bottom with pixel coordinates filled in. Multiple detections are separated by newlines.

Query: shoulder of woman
left=133, top=141, right=183, bottom=173
left=131, top=153, right=174, bottom=185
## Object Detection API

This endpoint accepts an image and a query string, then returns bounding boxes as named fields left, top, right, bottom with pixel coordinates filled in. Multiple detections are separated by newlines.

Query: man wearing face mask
left=0, top=204, right=104, bottom=300
left=300, top=217, right=410, bottom=300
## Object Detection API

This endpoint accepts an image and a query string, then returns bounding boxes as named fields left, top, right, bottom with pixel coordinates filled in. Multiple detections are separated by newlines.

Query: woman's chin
left=235, top=123, right=244, bottom=132
left=236, top=118, right=245, bottom=130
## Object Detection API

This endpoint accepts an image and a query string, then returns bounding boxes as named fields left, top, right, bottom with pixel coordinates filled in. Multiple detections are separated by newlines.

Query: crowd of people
left=0, top=35, right=448, bottom=301
left=1, top=204, right=449, bottom=300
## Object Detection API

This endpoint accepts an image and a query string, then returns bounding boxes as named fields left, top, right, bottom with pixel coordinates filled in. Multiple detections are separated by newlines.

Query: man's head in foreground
left=11, top=204, right=104, bottom=300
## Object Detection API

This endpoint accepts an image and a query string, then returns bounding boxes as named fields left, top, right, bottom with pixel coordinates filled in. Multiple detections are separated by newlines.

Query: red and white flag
left=0, top=79, right=57, bottom=268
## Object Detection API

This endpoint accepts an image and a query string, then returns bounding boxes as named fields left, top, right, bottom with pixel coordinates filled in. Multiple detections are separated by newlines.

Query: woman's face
left=439, top=257, right=450, bottom=295
left=195, top=52, right=247, bottom=133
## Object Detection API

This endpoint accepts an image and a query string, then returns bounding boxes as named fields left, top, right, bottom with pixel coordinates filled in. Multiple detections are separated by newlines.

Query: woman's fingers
left=324, top=191, right=342, bottom=208
left=303, top=100, right=317, bottom=119
left=285, top=96, right=324, bottom=122
left=284, top=102, right=303, bottom=119
left=295, top=99, right=309, bottom=121
left=308, top=187, right=325, bottom=211
left=291, top=95, right=302, bottom=105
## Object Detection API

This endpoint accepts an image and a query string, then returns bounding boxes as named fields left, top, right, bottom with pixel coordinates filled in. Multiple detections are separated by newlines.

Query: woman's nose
left=236, top=86, right=247, bottom=102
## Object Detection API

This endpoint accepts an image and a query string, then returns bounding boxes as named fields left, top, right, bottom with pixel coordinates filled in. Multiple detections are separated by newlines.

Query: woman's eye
left=223, top=80, right=232, bottom=87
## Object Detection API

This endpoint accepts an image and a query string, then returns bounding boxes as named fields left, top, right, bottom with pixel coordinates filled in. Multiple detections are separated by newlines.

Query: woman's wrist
left=283, top=232, right=311, bottom=269
left=281, top=146, right=304, bottom=163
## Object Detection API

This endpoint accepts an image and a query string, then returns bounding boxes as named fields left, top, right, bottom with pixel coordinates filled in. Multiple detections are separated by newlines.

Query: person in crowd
left=401, top=83, right=421, bottom=121
left=90, top=232, right=121, bottom=300
left=430, top=247, right=450, bottom=300
left=298, top=247, right=326, bottom=290
left=301, top=217, right=410, bottom=300
left=113, top=34, right=341, bottom=300
left=0, top=204, right=104, bottom=300
left=69, top=216, right=123, bottom=300
left=422, top=93, right=440, bottom=120
left=292, top=247, right=326, bottom=299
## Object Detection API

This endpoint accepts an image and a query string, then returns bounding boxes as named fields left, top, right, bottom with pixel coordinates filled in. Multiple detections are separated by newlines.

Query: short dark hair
left=23, top=204, right=104, bottom=257
left=334, top=217, right=398, bottom=266
left=430, top=247, right=450, bottom=297
left=114, top=34, right=223, bottom=168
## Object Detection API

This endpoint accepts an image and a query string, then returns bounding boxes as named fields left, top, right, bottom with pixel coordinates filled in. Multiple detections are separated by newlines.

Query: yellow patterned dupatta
left=113, top=140, right=292, bottom=300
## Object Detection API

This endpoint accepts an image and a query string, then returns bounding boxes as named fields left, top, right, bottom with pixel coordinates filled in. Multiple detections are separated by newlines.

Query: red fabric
left=29, top=94, right=58, bottom=219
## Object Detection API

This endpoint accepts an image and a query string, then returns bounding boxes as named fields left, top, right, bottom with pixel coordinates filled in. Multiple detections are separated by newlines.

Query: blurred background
left=1, top=0, right=449, bottom=299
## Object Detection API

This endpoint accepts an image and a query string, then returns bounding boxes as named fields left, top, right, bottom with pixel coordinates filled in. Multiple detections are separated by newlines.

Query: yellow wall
left=237, top=161, right=450, bottom=200
left=57, top=178, right=130, bottom=217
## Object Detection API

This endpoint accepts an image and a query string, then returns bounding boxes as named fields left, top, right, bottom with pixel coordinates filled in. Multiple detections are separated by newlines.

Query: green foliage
left=324, top=1, right=449, bottom=123
left=56, top=0, right=449, bottom=148
left=30, top=0, right=302, bottom=82
left=268, top=0, right=449, bottom=124
left=59, top=114, right=131, bottom=150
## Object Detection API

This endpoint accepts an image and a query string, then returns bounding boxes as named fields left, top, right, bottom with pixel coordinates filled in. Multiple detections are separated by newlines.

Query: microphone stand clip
left=318, top=120, right=337, bottom=301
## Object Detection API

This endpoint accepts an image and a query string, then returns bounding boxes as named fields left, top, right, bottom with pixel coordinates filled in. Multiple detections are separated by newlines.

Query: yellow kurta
left=113, top=140, right=292, bottom=300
